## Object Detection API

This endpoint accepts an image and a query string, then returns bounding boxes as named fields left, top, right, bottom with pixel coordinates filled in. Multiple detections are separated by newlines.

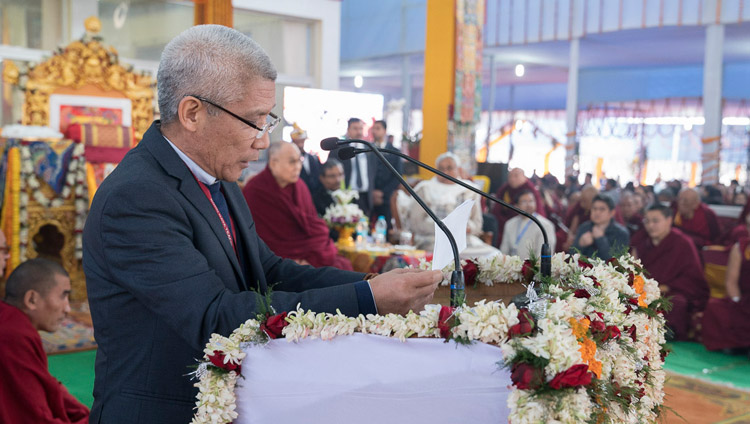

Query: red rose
left=577, top=259, right=593, bottom=269
left=261, top=311, right=289, bottom=339
left=589, top=276, right=601, bottom=288
left=462, top=260, right=479, bottom=286
left=624, top=305, right=633, bottom=315
left=607, top=257, right=620, bottom=267
left=628, top=297, right=639, bottom=306
left=438, top=306, right=455, bottom=339
left=589, top=320, right=606, bottom=333
left=510, top=362, right=544, bottom=390
left=521, top=260, right=535, bottom=283
left=660, top=349, right=670, bottom=361
left=604, top=325, right=621, bottom=340
left=627, top=324, right=637, bottom=342
left=208, top=350, right=241, bottom=374
left=627, top=272, right=635, bottom=286
left=509, top=308, right=535, bottom=338
left=574, top=289, right=591, bottom=299
left=548, top=364, right=593, bottom=389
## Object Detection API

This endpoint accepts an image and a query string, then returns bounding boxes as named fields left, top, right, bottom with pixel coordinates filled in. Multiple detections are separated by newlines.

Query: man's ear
left=177, top=96, right=203, bottom=132
left=23, top=289, right=39, bottom=311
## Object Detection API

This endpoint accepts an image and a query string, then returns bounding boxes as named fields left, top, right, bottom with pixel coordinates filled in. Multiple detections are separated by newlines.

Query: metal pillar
left=565, top=37, right=580, bottom=177
left=700, top=23, right=725, bottom=185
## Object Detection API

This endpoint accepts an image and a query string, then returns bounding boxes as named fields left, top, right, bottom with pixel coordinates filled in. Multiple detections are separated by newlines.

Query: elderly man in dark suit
left=83, top=25, right=441, bottom=424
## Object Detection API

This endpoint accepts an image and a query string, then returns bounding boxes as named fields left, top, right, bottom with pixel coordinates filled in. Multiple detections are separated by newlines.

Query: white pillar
left=701, top=23, right=724, bottom=185
left=401, top=55, right=412, bottom=135
left=565, top=37, right=580, bottom=177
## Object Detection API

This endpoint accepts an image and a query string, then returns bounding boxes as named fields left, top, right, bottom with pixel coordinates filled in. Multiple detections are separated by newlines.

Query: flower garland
left=1, top=147, right=22, bottom=273
left=191, top=253, right=669, bottom=424
left=18, top=143, right=88, bottom=260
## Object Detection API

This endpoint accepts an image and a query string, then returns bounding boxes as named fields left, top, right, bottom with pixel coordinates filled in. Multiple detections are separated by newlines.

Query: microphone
left=321, top=137, right=465, bottom=307
left=335, top=139, right=552, bottom=281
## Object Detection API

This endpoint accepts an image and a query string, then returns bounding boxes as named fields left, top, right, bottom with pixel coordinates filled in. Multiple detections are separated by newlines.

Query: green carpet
left=48, top=349, right=96, bottom=408
left=664, top=341, right=750, bottom=390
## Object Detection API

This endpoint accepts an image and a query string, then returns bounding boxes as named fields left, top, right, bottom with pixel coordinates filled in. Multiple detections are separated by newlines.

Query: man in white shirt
left=341, top=117, right=375, bottom=215
left=500, top=190, right=556, bottom=260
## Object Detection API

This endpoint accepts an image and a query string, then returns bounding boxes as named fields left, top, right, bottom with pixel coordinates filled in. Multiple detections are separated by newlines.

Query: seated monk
left=701, top=216, right=750, bottom=352
left=672, top=187, right=720, bottom=249
left=243, top=142, right=352, bottom=270
left=0, top=257, right=90, bottom=424
left=619, top=191, right=646, bottom=246
left=492, top=168, right=545, bottom=247
left=632, top=204, right=709, bottom=341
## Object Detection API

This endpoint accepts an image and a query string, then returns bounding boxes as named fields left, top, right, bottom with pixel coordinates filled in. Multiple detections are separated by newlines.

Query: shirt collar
left=163, top=135, right=217, bottom=186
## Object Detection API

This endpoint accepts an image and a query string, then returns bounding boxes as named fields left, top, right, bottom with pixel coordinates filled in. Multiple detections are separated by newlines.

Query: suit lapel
left=141, top=123, right=246, bottom=287
left=224, top=183, right=267, bottom=293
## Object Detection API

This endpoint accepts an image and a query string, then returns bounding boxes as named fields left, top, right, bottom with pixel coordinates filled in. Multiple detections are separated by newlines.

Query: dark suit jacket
left=299, top=152, right=322, bottom=194
left=83, top=122, right=370, bottom=423
left=341, top=145, right=377, bottom=215
left=371, top=142, right=403, bottom=224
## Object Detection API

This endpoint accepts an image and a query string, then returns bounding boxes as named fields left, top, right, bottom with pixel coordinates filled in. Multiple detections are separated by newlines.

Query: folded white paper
left=431, top=199, right=474, bottom=270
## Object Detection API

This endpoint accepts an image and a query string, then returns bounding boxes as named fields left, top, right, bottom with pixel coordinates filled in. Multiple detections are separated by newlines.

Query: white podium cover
left=234, top=333, right=511, bottom=423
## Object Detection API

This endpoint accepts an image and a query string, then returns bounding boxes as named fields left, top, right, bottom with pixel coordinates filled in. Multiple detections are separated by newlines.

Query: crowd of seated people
left=240, top=122, right=749, bottom=356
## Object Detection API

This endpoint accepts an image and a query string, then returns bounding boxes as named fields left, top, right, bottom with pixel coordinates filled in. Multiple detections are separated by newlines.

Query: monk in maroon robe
left=492, top=168, right=545, bottom=246
left=561, top=185, right=598, bottom=251
left=633, top=204, right=709, bottom=341
left=0, top=258, right=89, bottom=424
left=243, top=142, right=352, bottom=270
left=702, top=234, right=750, bottom=351
left=672, top=188, right=720, bottom=249
left=619, top=192, right=646, bottom=246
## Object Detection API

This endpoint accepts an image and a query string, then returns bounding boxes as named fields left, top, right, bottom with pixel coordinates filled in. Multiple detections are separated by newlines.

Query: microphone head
left=320, top=137, right=341, bottom=151
left=335, top=146, right=357, bottom=161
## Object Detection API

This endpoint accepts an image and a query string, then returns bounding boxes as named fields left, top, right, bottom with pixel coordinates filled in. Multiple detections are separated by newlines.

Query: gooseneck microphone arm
left=335, top=141, right=551, bottom=280
left=322, top=138, right=465, bottom=307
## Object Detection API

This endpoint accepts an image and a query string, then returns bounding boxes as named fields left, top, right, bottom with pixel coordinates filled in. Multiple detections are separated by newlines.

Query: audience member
left=619, top=192, right=646, bottom=245
left=243, top=142, right=352, bottom=269
left=499, top=190, right=556, bottom=260
left=492, top=168, right=545, bottom=246
left=563, top=185, right=598, bottom=251
left=341, top=117, right=375, bottom=215
left=0, top=258, right=89, bottom=424
left=571, top=194, right=629, bottom=260
left=370, top=120, right=402, bottom=228
left=403, top=152, right=499, bottom=258
left=632, top=204, right=709, bottom=341
left=673, top=187, right=720, bottom=249
left=602, top=178, right=620, bottom=203
left=290, top=124, right=321, bottom=194
left=312, top=159, right=344, bottom=217
left=701, top=184, right=724, bottom=205
left=702, top=212, right=750, bottom=353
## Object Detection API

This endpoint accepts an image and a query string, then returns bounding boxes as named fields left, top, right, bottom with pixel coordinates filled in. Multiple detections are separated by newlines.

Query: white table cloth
left=235, top=333, right=511, bottom=423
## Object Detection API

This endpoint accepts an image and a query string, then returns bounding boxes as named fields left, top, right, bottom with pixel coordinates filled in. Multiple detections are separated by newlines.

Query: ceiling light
left=514, top=64, right=525, bottom=78
left=354, top=75, right=363, bottom=88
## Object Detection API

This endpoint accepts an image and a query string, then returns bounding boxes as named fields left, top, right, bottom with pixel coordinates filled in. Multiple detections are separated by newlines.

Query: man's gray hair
left=157, top=25, right=277, bottom=123
left=267, top=141, right=290, bottom=160
left=435, top=151, right=459, bottom=168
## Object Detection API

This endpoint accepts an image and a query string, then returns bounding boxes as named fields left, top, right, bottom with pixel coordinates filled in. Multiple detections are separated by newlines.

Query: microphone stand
left=331, top=141, right=465, bottom=307
left=340, top=142, right=551, bottom=280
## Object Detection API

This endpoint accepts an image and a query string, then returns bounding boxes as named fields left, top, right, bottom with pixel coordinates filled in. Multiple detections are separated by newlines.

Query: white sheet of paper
left=431, top=199, right=474, bottom=270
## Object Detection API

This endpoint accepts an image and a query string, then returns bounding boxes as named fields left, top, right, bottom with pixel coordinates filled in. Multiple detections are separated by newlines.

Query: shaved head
left=4, top=258, right=68, bottom=307
left=677, top=187, right=701, bottom=215
left=508, top=168, right=527, bottom=189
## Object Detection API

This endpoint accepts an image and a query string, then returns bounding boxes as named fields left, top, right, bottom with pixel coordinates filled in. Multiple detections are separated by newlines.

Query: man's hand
left=369, top=268, right=443, bottom=315
left=578, top=231, right=594, bottom=247
left=591, top=225, right=605, bottom=239
left=373, top=189, right=384, bottom=206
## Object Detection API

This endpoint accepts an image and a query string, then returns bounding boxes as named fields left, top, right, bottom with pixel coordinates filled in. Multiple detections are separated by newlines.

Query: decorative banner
left=453, top=0, right=484, bottom=124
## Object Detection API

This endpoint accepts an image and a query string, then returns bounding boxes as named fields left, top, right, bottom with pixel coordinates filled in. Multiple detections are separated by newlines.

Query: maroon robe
left=0, top=301, right=89, bottom=424
left=243, top=167, right=352, bottom=270
left=672, top=203, right=720, bottom=249
left=702, top=237, right=750, bottom=351
left=492, top=180, right=545, bottom=246
left=634, top=228, right=709, bottom=341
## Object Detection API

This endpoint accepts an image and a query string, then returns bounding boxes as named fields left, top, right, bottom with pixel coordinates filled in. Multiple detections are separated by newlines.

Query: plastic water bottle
left=374, top=216, right=387, bottom=246
left=355, top=218, right=369, bottom=247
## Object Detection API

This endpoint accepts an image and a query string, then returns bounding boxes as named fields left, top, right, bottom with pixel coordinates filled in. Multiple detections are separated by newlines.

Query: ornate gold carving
left=84, top=16, right=102, bottom=35
left=2, top=16, right=155, bottom=141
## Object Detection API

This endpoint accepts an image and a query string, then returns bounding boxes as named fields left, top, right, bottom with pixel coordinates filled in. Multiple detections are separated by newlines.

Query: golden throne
left=1, top=17, right=154, bottom=300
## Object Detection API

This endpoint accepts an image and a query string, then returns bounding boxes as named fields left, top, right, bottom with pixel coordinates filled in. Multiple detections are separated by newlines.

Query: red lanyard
left=194, top=176, right=237, bottom=253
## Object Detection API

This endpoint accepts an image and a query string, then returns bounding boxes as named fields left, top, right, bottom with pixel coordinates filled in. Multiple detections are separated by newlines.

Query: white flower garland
left=18, top=142, right=88, bottom=260
left=192, top=253, right=668, bottom=424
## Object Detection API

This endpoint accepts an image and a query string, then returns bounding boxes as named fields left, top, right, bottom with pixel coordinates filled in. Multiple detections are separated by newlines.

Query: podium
left=234, top=334, right=511, bottom=423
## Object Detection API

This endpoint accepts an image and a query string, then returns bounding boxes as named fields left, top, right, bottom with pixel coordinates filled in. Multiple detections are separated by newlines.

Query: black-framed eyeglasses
left=188, top=95, right=280, bottom=139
